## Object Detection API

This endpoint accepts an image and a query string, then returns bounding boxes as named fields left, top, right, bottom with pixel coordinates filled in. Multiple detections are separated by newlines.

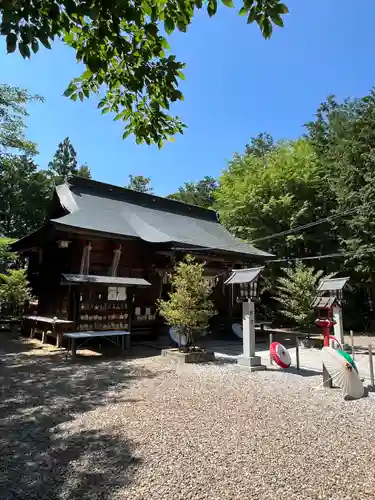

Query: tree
left=157, top=255, right=215, bottom=349
left=0, top=238, right=16, bottom=272
left=168, top=176, right=218, bottom=208
left=0, top=84, right=43, bottom=157
left=275, top=262, right=324, bottom=328
left=245, top=132, right=275, bottom=158
left=0, top=156, right=52, bottom=238
left=48, top=137, right=91, bottom=182
left=305, top=89, right=375, bottom=279
left=76, top=163, right=92, bottom=179
left=0, top=84, right=52, bottom=238
left=1, top=1, right=289, bottom=146
left=0, top=269, right=34, bottom=317
left=125, top=175, right=153, bottom=194
left=48, top=137, right=78, bottom=179
left=216, top=139, right=338, bottom=258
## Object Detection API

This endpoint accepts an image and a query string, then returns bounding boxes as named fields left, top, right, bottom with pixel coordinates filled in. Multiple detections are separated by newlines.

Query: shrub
left=275, top=262, right=324, bottom=328
left=157, top=255, right=215, bottom=349
left=0, top=269, right=33, bottom=317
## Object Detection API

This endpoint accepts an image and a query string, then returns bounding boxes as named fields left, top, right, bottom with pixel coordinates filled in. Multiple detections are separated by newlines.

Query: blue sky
left=1, top=0, right=375, bottom=195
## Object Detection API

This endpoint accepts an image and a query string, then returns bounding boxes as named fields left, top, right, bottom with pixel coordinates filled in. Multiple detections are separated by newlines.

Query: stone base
left=237, top=355, right=266, bottom=372
left=161, top=348, right=215, bottom=364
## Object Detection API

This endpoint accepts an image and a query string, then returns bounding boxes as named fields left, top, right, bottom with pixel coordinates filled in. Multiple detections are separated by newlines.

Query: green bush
left=275, top=262, right=324, bottom=328
left=0, top=238, right=16, bottom=272
left=157, top=255, right=215, bottom=349
left=0, top=269, right=33, bottom=317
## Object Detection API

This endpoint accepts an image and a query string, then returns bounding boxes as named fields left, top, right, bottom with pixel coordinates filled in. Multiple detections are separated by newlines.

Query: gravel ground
left=1, top=334, right=375, bottom=500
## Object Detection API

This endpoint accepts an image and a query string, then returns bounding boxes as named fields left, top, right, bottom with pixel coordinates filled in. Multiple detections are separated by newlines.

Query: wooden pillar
left=79, top=242, right=92, bottom=275
left=110, top=244, right=122, bottom=277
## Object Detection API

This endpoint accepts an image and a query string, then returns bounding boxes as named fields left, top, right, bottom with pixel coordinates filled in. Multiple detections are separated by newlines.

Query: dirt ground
left=1, top=331, right=375, bottom=500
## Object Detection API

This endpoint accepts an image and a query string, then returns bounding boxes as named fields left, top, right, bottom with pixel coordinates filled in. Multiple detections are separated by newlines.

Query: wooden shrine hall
left=12, top=176, right=272, bottom=340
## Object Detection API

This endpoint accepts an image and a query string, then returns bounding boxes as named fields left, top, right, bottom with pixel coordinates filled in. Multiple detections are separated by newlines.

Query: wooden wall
left=30, top=231, right=250, bottom=331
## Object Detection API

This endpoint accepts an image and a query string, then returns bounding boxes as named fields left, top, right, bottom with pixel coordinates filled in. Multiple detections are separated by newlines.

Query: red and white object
left=270, top=342, right=292, bottom=369
left=328, top=335, right=342, bottom=350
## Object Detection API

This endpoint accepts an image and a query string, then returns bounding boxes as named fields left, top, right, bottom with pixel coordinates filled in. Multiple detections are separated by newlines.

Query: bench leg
left=125, top=335, right=131, bottom=351
left=56, top=331, right=62, bottom=348
left=42, top=329, right=47, bottom=344
left=71, top=338, right=77, bottom=359
left=30, top=327, right=35, bottom=339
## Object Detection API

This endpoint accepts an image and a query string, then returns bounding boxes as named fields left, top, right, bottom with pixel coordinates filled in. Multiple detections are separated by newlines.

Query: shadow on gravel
left=0, top=332, right=153, bottom=500
left=281, top=366, right=321, bottom=378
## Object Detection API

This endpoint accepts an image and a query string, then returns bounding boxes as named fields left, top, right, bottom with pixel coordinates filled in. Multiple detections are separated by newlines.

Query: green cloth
left=337, top=349, right=358, bottom=373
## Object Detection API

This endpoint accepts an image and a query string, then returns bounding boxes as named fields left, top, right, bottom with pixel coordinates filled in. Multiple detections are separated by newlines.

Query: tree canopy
left=48, top=137, right=91, bottom=181
left=168, top=176, right=218, bottom=208
left=245, top=132, right=275, bottom=158
left=0, top=84, right=91, bottom=238
left=216, top=139, right=338, bottom=258
left=125, top=174, right=153, bottom=193
left=0, top=84, right=43, bottom=156
left=306, top=90, right=375, bottom=278
left=1, top=1, right=289, bottom=146
left=0, top=84, right=52, bottom=238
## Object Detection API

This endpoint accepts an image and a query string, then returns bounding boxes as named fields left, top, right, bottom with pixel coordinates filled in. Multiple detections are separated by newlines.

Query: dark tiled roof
left=224, top=267, right=264, bottom=285
left=50, top=176, right=272, bottom=258
left=62, top=274, right=151, bottom=287
left=318, top=277, right=349, bottom=292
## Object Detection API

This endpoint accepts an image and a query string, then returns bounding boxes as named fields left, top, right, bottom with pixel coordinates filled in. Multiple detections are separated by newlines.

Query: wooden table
left=64, top=330, right=131, bottom=359
left=22, top=316, right=74, bottom=347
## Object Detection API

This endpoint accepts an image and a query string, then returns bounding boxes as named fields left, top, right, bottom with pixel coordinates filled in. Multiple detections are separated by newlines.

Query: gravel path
left=1, top=334, right=375, bottom=500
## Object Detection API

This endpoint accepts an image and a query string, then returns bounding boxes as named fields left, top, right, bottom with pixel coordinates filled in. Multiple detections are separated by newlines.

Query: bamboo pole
left=369, top=343, right=374, bottom=387
left=350, top=330, right=355, bottom=360
left=269, top=333, right=273, bottom=364
left=296, top=337, right=300, bottom=372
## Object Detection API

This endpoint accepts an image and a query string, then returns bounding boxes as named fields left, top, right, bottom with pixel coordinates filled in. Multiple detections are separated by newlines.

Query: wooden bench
left=255, top=321, right=272, bottom=331
left=22, top=316, right=74, bottom=347
left=64, top=330, right=131, bottom=359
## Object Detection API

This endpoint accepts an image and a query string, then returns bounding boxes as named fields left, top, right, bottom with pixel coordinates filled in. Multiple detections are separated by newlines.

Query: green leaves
left=1, top=0, right=289, bottom=145
left=31, top=39, right=39, bottom=54
left=207, top=0, right=218, bottom=17
left=6, top=33, right=17, bottom=53
left=274, top=3, right=289, bottom=14
left=270, top=13, right=284, bottom=27
left=276, top=263, right=324, bottom=328
left=157, top=255, right=215, bottom=347
left=164, top=18, right=175, bottom=35
left=261, top=17, right=272, bottom=38
left=0, top=269, right=34, bottom=312
left=216, top=139, right=336, bottom=259
left=125, top=175, right=153, bottom=193
left=18, top=42, right=31, bottom=59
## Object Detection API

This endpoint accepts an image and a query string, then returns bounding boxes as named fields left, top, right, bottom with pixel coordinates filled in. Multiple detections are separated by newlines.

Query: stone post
left=332, top=303, right=345, bottom=347
left=237, top=299, right=265, bottom=371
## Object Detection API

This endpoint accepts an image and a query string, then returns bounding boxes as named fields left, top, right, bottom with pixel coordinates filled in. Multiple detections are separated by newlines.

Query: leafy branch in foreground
left=1, top=1, right=289, bottom=146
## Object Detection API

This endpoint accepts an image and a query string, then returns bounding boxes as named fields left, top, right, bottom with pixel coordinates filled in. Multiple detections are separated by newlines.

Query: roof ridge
left=64, top=175, right=218, bottom=222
